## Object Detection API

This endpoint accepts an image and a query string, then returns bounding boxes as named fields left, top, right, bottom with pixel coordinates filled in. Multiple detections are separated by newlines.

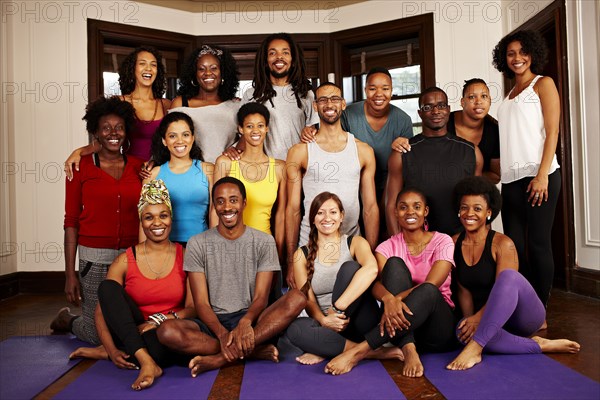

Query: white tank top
left=497, top=75, right=559, bottom=183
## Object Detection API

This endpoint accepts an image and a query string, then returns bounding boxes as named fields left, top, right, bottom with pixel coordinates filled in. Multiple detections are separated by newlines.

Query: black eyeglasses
left=419, top=103, right=449, bottom=112
left=316, top=96, right=344, bottom=105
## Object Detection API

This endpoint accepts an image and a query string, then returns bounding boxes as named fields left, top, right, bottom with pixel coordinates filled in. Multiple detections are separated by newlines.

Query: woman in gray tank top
left=282, top=192, right=403, bottom=368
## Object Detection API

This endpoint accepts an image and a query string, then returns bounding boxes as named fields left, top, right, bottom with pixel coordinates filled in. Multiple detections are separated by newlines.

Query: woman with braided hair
left=69, top=180, right=195, bottom=391
left=282, top=192, right=403, bottom=368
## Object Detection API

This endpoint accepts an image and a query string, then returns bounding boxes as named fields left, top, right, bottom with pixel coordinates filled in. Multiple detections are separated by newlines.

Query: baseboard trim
left=0, top=272, right=65, bottom=301
left=570, top=268, right=600, bottom=298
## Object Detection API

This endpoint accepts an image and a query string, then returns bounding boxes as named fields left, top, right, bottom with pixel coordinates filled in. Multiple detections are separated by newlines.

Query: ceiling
left=135, top=0, right=366, bottom=13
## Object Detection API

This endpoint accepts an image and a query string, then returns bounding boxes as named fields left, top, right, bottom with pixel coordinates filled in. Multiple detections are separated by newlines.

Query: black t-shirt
left=402, top=133, right=476, bottom=235
left=447, top=111, right=500, bottom=173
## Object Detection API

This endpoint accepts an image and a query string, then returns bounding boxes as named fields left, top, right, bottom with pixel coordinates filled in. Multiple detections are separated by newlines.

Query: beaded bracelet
left=148, top=312, right=167, bottom=326
left=332, top=304, right=345, bottom=314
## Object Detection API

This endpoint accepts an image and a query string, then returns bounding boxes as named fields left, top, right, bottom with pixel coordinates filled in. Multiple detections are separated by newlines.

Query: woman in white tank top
left=492, top=30, right=561, bottom=310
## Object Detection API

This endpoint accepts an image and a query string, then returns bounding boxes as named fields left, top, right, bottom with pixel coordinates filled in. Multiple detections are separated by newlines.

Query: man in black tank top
left=385, top=87, right=483, bottom=236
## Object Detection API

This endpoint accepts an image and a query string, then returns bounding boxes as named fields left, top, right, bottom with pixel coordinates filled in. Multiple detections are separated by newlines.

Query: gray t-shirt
left=169, top=100, right=241, bottom=163
left=184, top=227, right=280, bottom=314
left=243, top=84, right=319, bottom=160
left=341, top=101, right=412, bottom=195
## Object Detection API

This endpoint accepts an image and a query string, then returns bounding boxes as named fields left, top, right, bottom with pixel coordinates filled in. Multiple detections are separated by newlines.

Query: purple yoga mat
left=240, top=358, right=406, bottom=399
left=421, top=351, right=600, bottom=400
left=0, top=335, right=85, bottom=400
left=55, top=359, right=219, bottom=399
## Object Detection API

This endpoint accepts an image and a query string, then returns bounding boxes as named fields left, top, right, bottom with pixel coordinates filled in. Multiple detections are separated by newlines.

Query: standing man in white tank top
left=286, top=82, right=379, bottom=288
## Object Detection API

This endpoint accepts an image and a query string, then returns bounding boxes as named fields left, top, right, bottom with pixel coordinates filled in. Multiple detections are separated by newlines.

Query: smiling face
left=364, top=72, right=392, bottom=114
left=96, top=114, right=126, bottom=154
left=162, top=120, right=194, bottom=159
left=267, top=38, right=292, bottom=79
left=458, top=194, right=491, bottom=232
left=313, top=198, right=344, bottom=236
left=418, top=90, right=450, bottom=132
left=314, top=85, right=346, bottom=125
left=239, top=113, right=268, bottom=148
left=506, top=40, right=532, bottom=76
left=140, top=203, right=172, bottom=242
left=461, top=83, right=491, bottom=121
left=135, top=51, right=158, bottom=88
left=395, top=191, right=429, bottom=232
left=196, top=54, right=221, bottom=93
left=213, top=182, right=246, bottom=230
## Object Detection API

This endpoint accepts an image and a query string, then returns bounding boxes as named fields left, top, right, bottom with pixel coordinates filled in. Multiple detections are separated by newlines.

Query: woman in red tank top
left=69, top=180, right=195, bottom=391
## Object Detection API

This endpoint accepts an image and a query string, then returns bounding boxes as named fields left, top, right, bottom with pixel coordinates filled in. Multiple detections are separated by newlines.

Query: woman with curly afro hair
left=446, top=177, right=579, bottom=371
left=169, top=45, right=241, bottom=163
left=64, top=47, right=171, bottom=175
left=493, top=30, right=561, bottom=308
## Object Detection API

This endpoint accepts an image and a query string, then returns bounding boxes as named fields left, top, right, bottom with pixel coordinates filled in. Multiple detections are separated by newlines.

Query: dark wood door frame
left=505, top=0, right=598, bottom=297
left=330, top=13, right=435, bottom=93
left=87, top=19, right=196, bottom=101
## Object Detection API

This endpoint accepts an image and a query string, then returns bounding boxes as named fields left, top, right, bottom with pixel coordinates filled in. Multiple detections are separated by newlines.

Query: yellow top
left=229, top=158, right=278, bottom=234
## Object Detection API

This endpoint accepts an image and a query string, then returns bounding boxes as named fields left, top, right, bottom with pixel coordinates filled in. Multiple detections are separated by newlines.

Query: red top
left=64, top=154, right=143, bottom=249
left=124, top=243, right=186, bottom=319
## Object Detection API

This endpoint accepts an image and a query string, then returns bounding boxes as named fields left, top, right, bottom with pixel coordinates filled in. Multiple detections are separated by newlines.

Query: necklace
left=143, top=241, right=171, bottom=279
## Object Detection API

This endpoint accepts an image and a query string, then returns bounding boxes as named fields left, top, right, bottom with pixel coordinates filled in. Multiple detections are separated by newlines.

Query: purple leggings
left=470, top=269, right=544, bottom=354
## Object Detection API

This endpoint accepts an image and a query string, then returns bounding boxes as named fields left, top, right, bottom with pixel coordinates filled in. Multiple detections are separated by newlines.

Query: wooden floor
left=1, top=289, right=598, bottom=400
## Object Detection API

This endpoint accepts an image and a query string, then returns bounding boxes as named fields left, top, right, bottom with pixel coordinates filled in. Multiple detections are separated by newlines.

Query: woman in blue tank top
left=145, top=112, right=214, bottom=245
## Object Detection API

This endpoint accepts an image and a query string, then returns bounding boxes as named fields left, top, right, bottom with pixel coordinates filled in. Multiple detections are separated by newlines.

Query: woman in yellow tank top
left=213, top=102, right=286, bottom=259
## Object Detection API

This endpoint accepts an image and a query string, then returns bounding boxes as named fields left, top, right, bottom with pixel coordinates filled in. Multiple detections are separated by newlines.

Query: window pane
left=391, top=98, right=422, bottom=135
left=103, top=72, right=121, bottom=97
left=389, top=66, right=420, bottom=97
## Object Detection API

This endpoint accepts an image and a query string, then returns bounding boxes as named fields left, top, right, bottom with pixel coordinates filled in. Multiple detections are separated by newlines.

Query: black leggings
left=364, top=257, right=457, bottom=352
left=284, top=261, right=381, bottom=358
left=501, top=170, right=561, bottom=306
left=98, top=279, right=186, bottom=367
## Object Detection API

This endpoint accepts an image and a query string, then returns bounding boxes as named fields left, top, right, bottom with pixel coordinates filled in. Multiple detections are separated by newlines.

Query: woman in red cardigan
left=51, top=96, right=144, bottom=344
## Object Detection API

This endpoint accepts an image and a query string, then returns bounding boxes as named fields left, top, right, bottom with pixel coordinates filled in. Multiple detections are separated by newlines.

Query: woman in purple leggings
left=446, top=177, right=580, bottom=370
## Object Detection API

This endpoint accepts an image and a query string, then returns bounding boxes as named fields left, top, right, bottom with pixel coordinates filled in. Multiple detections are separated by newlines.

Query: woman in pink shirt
left=323, top=188, right=458, bottom=377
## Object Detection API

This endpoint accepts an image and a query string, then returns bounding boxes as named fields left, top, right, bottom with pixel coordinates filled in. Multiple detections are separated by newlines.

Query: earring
left=120, top=138, right=131, bottom=155
left=424, top=218, right=429, bottom=232
left=457, top=213, right=461, bottom=218
left=487, top=215, right=491, bottom=221
left=191, top=79, right=198, bottom=87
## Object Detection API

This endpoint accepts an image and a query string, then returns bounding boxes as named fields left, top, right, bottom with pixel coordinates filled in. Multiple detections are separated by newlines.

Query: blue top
left=157, top=159, right=209, bottom=242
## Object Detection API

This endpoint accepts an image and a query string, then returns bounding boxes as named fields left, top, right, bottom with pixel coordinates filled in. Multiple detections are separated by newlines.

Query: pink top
left=376, top=231, right=455, bottom=307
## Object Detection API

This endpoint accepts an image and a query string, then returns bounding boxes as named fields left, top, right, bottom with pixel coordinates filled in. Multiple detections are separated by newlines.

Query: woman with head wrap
left=69, top=180, right=195, bottom=391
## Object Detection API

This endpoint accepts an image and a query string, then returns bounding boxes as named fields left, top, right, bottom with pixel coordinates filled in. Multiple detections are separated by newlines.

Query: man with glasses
left=285, top=82, right=379, bottom=287
left=385, top=87, right=483, bottom=236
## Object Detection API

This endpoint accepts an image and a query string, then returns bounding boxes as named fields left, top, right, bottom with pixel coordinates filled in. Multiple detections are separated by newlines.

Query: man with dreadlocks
left=241, top=33, right=319, bottom=161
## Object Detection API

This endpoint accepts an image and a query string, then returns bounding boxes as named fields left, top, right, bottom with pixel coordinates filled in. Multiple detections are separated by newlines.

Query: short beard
left=270, top=69, right=289, bottom=80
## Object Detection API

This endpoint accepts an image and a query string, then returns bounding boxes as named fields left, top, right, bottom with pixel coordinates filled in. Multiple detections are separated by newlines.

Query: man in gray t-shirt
left=157, top=177, right=306, bottom=376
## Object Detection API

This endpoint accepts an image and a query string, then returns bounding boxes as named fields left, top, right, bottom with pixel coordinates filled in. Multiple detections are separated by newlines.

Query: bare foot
left=368, top=346, right=404, bottom=362
left=51, top=307, right=77, bottom=331
left=249, top=344, right=279, bottom=363
left=532, top=336, right=581, bottom=353
left=132, top=362, right=162, bottom=391
left=538, top=320, right=548, bottom=331
left=324, top=342, right=370, bottom=376
left=446, top=341, right=483, bottom=371
left=189, top=354, right=227, bottom=377
left=69, top=345, right=108, bottom=360
left=296, top=353, right=325, bottom=365
left=401, top=343, right=423, bottom=378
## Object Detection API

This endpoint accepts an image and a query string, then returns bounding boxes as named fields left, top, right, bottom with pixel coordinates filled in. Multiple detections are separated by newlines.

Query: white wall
left=1, top=0, right=596, bottom=273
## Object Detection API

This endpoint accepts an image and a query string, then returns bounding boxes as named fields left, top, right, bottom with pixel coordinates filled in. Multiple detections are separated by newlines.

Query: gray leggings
left=283, top=261, right=381, bottom=358
left=71, top=259, right=109, bottom=345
